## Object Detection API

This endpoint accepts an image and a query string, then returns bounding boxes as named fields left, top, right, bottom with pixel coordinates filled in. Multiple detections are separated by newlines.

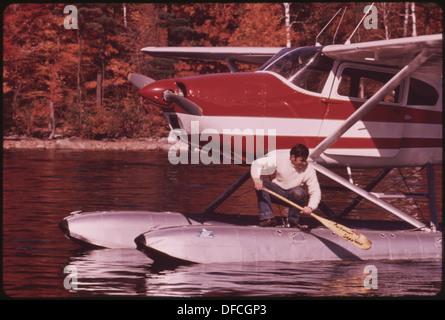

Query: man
left=250, top=143, right=321, bottom=228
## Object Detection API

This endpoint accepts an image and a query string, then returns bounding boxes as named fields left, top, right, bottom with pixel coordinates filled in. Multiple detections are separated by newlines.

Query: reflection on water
left=148, top=259, right=442, bottom=297
left=65, top=249, right=441, bottom=297
left=65, top=249, right=152, bottom=296
left=3, top=149, right=442, bottom=298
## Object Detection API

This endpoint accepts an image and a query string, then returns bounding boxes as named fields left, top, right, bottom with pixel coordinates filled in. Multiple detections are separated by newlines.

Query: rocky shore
left=3, top=136, right=172, bottom=151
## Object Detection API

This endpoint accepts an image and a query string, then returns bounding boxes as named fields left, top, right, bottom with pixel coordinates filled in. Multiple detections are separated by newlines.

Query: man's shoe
left=289, top=222, right=309, bottom=230
left=259, top=218, right=276, bottom=227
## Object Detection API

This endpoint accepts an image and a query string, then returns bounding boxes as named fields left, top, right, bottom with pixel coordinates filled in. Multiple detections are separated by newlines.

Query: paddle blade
left=262, top=187, right=372, bottom=250
left=311, top=214, right=372, bottom=250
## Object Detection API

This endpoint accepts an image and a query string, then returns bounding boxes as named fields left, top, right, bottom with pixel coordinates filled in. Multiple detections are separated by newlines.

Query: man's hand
left=253, top=178, right=263, bottom=190
left=300, top=206, right=313, bottom=215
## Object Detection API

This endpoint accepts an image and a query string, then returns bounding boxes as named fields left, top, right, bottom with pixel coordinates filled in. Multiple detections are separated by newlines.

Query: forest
left=3, top=2, right=442, bottom=140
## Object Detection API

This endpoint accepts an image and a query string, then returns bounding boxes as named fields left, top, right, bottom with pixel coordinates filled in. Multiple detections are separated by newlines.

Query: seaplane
left=59, top=21, right=442, bottom=265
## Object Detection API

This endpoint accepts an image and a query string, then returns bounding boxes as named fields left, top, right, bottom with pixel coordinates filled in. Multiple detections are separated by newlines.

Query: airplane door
left=319, top=63, right=406, bottom=158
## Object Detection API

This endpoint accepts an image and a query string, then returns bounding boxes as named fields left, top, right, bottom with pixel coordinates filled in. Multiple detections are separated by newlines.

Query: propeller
left=128, top=73, right=203, bottom=116
left=162, top=90, right=203, bottom=116
left=128, top=73, right=156, bottom=89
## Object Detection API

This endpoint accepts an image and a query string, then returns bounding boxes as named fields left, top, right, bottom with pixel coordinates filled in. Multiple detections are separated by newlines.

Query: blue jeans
left=256, top=178, right=308, bottom=225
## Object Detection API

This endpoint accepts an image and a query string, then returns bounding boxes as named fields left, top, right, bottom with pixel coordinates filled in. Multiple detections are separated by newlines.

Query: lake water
left=2, top=149, right=442, bottom=299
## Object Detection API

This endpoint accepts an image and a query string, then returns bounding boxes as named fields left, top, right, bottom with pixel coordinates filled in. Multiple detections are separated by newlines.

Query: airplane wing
left=141, top=47, right=283, bottom=66
left=322, top=34, right=442, bottom=74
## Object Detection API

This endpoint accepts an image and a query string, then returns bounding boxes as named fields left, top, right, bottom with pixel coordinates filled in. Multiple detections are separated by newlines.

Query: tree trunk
left=96, top=69, right=102, bottom=107
left=77, top=28, right=82, bottom=126
left=49, top=101, right=55, bottom=139
left=123, top=4, right=127, bottom=28
left=382, top=3, right=390, bottom=40
left=403, top=2, right=409, bottom=37
left=283, top=3, right=291, bottom=48
left=411, top=2, right=417, bottom=37
left=101, top=58, right=105, bottom=106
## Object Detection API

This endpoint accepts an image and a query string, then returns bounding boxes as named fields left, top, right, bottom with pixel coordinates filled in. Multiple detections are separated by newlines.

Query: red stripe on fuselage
left=188, top=134, right=442, bottom=151
left=274, top=136, right=442, bottom=150
left=323, top=99, right=442, bottom=124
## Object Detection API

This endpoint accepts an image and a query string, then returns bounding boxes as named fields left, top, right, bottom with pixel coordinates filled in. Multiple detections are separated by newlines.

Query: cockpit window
left=260, top=47, right=334, bottom=93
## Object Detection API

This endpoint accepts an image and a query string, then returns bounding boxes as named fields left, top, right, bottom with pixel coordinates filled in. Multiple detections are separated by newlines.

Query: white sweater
left=251, top=149, right=321, bottom=210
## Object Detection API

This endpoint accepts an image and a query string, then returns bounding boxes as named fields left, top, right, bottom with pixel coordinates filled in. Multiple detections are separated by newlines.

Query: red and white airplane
left=129, top=34, right=442, bottom=231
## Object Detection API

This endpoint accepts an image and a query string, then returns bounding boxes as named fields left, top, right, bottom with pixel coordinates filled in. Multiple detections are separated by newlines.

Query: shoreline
left=3, top=136, right=172, bottom=151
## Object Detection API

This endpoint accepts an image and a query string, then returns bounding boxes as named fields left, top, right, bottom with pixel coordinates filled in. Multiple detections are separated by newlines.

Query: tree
left=2, top=3, right=442, bottom=139
left=3, top=4, right=78, bottom=136
left=228, top=3, right=286, bottom=47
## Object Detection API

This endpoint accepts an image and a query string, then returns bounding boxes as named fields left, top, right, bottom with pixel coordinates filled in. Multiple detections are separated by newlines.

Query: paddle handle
left=262, top=187, right=312, bottom=215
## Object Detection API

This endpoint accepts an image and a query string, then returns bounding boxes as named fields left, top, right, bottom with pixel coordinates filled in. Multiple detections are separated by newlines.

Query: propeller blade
left=163, top=91, right=203, bottom=116
left=128, top=73, right=155, bottom=89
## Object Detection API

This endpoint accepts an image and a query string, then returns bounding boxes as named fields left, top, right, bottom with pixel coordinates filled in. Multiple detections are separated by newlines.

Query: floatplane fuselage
left=60, top=34, right=442, bottom=265
left=138, top=43, right=442, bottom=169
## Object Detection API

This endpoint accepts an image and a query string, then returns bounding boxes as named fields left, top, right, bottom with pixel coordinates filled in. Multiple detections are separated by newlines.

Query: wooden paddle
left=262, top=187, right=372, bottom=250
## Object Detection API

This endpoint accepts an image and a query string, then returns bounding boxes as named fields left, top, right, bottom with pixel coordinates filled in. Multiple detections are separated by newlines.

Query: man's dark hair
left=290, top=143, right=309, bottom=159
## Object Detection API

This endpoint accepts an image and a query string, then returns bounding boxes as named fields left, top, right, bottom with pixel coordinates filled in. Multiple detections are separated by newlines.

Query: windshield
left=260, top=47, right=334, bottom=93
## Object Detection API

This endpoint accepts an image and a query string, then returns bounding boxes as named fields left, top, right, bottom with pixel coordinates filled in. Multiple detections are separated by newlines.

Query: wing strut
left=308, top=49, right=434, bottom=231
left=310, top=49, right=433, bottom=160
left=310, top=162, right=428, bottom=230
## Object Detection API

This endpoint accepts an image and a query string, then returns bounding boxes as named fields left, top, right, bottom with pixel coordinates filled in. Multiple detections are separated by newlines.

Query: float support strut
left=202, top=168, right=251, bottom=214
left=426, top=163, right=439, bottom=230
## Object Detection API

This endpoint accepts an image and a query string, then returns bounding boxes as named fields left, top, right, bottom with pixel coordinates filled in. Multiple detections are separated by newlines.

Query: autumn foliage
left=3, top=3, right=442, bottom=139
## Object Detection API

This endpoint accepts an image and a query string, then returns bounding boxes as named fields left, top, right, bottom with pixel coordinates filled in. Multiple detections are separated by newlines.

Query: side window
left=337, top=67, right=402, bottom=103
left=407, top=78, right=439, bottom=106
